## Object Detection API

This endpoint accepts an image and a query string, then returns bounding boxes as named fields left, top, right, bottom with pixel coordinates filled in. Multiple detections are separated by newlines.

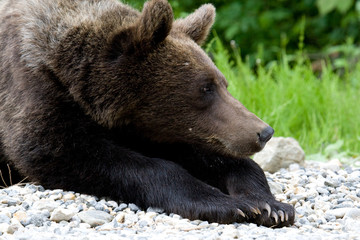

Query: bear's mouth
left=205, top=135, right=258, bottom=158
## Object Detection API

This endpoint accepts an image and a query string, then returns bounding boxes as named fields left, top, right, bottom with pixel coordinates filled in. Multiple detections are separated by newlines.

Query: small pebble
left=128, top=203, right=140, bottom=212
left=50, top=208, right=77, bottom=222
left=77, top=210, right=114, bottom=227
left=0, top=214, right=11, bottom=224
left=114, top=203, right=128, bottom=212
left=344, top=208, right=360, bottom=220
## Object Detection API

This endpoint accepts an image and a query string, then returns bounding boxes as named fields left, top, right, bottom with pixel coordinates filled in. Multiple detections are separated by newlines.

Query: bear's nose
left=258, top=126, right=274, bottom=146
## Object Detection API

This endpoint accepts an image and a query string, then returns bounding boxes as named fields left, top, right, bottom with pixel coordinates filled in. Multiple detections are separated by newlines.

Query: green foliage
left=208, top=0, right=359, bottom=65
left=208, top=37, right=360, bottom=156
left=316, top=0, right=353, bottom=15
left=127, top=0, right=360, bottom=65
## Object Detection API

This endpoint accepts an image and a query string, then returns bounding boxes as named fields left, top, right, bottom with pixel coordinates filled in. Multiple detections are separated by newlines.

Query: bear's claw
left=250, top=206, right=261, bottom=215
left=278, top=210, right=285, bottom=222
left=264, top=203, right=271, bottom=217
left=271, top=211, right=278, bottom=223
left=235, top=198, right=295, bottom=227
left=256, top=207, right=262, bottom=215
left=237, top=209, right=246, bottom=218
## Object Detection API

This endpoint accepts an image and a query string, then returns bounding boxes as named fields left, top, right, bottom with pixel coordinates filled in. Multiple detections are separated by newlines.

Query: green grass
left=207, top=37, right=360, bottom=157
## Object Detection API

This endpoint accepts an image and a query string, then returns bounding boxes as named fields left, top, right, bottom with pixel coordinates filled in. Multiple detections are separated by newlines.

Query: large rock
left=253, top=137, right=305, bottom=173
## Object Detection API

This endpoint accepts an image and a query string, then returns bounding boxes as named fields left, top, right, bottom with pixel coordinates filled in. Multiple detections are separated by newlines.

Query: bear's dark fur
left=0, top=0, right=294, bottom=226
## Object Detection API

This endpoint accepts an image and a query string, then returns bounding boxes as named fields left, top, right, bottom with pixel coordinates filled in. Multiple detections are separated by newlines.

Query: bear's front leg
left=150, top=146, right=295, bottom=227
left=225, top=157, right=295, bottom=227
left=18, top=133, right=246, bottom=224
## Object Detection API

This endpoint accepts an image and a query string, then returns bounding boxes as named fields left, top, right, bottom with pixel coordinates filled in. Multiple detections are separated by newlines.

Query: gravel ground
left=0, top=160, right=360, bottom=240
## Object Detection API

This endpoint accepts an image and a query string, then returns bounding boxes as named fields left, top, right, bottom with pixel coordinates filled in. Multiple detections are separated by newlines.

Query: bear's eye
left=200, top=83, right=215, bottom=94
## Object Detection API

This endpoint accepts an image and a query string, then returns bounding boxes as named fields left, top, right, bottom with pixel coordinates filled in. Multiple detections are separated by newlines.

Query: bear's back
left=0, top=0, right=139, bottom=70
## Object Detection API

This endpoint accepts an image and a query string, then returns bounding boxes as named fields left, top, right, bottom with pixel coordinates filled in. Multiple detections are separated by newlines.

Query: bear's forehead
left=166, top=37, right=214, bottom=67
left=164, top=37, right=228, bottom=87
left=143, top=36, right=228, bottom=88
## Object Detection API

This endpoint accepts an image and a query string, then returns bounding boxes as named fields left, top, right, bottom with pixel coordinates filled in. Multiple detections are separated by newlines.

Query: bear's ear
left=135, top=0, right=173, bottom=49
left=172, top=4, right=215, bottom=45
left=109, top=0, right=173, bottom=57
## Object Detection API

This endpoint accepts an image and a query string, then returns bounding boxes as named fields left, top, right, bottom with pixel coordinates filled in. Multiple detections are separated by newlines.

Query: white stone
left=174, top=223, right=201, bottom=231
left=106, top=201, right=118, bottom=209
left=145, top=211, right=157, bottom=219
left=326, top=208, right=351, bottom=218
left=253, top=137, right=305, bottom=173
left=50, top=208, right=77, bottom=222
left=77, top=210, right=114, bottom=227
left=62, top=193, right=76, bottom=201
left=115, top=212, right=125, bottom=223
left=32, top=199, right=60, bottom=212
left=124, top=212, right=139, bottom=225
left=320, top=159, right=342, bottom=172
left=344, top=218, right=360, bottom=233
left=344, top=208, right=360, bottom=220
left=8, top=219, right=24, bottom=234
left=0, top=210, right=11, bottom=218
left=0, top=223, right=10, bottom=234
left=288, top=163, right=301, bottom=171
left=346, top=194, right=360, bottom=203
left=13, top=211, right=27, bottom=222
left=0, top=197, right=20, bottom=206
left=348, top=171, right=360, bottom=182
left=49, top=193, right=62, bottom=201
left=79, top=223, right=91, bottom=229
left=268, top=181, right=283, bottom=195
left=97, top=222, right=115, bottom=231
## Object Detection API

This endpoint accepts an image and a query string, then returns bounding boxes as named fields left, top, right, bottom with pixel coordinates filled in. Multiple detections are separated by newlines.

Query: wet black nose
left=258, top=126, right=274, bottom=145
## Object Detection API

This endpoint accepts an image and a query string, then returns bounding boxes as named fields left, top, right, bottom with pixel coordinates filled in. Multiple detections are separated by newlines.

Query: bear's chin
left=202, top=136, right=263, bottom=159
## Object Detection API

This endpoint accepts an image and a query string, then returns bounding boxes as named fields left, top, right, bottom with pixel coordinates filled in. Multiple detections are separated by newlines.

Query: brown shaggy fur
left=0, top=0, right=294, bottom=226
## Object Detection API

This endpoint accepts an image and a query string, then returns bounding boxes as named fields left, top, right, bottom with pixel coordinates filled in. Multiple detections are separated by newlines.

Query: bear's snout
left=257, top=126, right=274, bottom=148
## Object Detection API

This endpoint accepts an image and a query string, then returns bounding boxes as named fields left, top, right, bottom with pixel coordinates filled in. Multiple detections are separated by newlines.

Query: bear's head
left=108, top=0, right=273, bottom=157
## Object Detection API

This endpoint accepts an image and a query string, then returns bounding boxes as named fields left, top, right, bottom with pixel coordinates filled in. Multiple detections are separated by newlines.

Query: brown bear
left=0, top=0, right=294, bottom=227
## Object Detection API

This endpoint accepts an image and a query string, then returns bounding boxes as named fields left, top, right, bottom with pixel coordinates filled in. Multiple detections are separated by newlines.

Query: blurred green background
left=126, top=0, right=360, bottom=66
